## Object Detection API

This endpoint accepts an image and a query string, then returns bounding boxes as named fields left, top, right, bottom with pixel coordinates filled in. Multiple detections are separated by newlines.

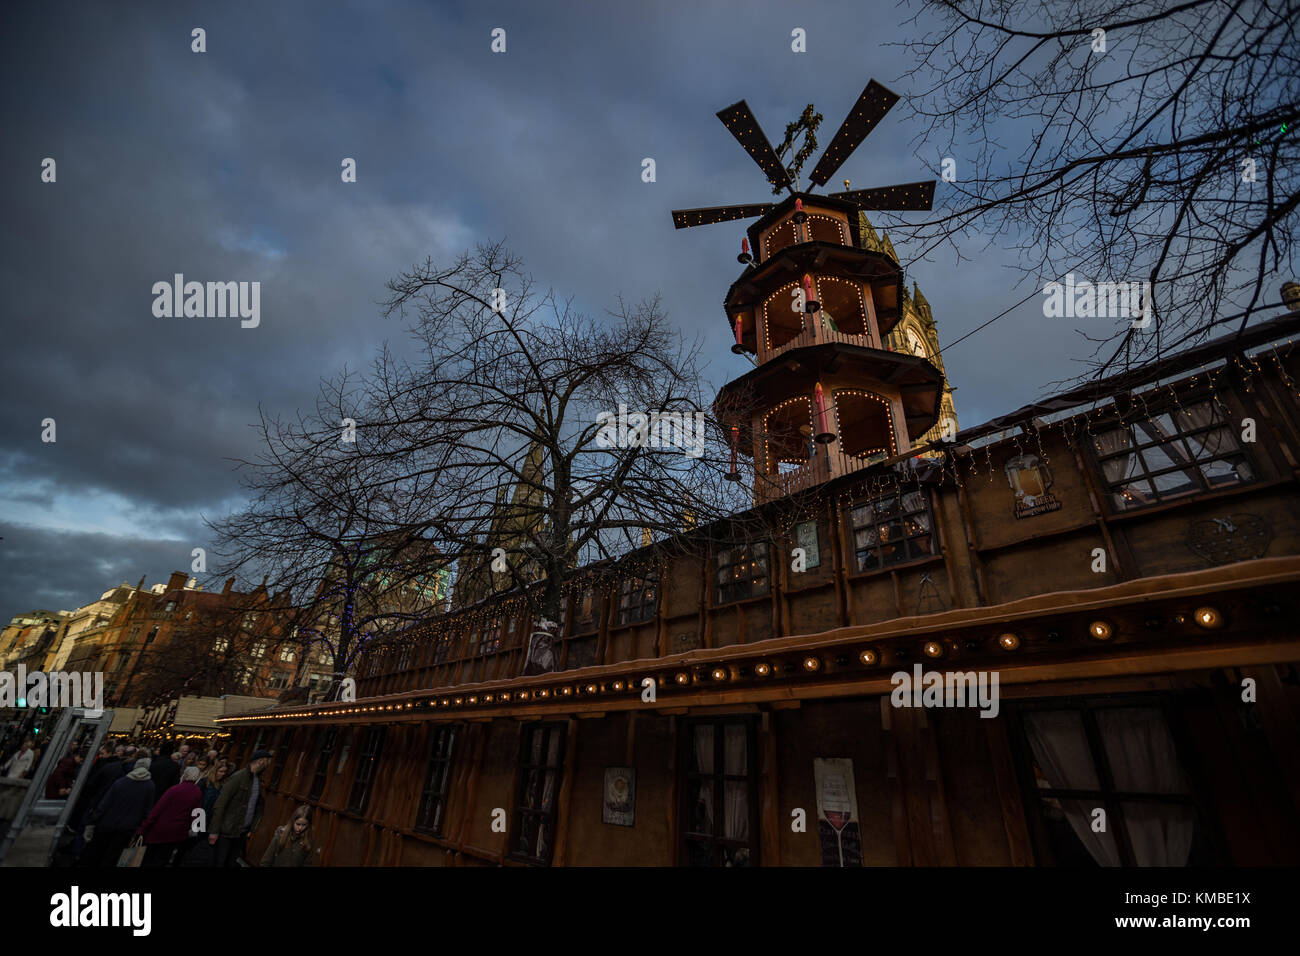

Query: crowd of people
left=2, top=732, right=313, bottom=867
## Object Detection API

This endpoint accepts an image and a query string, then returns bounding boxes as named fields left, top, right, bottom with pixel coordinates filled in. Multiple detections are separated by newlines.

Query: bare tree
left=891, top=0, right=1298, bottom=377
left=208, top=242, right=784, bottom=696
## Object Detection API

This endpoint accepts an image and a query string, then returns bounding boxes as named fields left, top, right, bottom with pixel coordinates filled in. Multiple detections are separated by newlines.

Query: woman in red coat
left=136, top=766, right=203, bottom=866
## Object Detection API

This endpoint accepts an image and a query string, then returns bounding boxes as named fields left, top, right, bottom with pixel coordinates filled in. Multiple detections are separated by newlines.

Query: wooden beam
left=829, top=498, right=849, bottom=627
left=760, top=711, right=780, bottom=866
left=1070, top=438, right=1134, bottom=580
left=553, top=717, right=579, bottom=867
left=985, top=716, right=1034, bottom=866
left=953, top=462, right=989, bottom=604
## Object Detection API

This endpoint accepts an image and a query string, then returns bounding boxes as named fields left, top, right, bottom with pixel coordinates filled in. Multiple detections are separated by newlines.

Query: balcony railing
left=754, top=442, right=890, bottom=503
left=760, top=322, right=879, bottom=363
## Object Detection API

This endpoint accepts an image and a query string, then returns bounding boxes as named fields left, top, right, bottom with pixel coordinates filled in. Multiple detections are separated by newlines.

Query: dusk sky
left=0, top=0, right=1171, bottom=616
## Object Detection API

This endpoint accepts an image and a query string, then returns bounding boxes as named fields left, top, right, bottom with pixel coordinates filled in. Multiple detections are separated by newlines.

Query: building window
left=510, top=723, right=566, bottom=865
left=848, top=489, right=933, bottom=572
left=1092, top=400, right=1254, bottom=511
left=482, top=618, right=504, bottom=656
left=251, top=640, right=266, bottom=659
left=308, top=728, right=338, bottom=801
left=680, top=718, right=759, bottom=866
left=347, top=727, right=386, bottom=813
left=213, top=637, right=229, bottom=654
left=1011, top=698, right=1214, bottom=866
left=414, top=725, right=458, bottom=836
left=616, top=572, right=657, bottom=626
left=714, top=542, right=770, bottom=604
left=270, top=727, right=294, bottom=788
left=279, top=647, right=295, bottom=662
left=163, top=601, right=176, bottom=614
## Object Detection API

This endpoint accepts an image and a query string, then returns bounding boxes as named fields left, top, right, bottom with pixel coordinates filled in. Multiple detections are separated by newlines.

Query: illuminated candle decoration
left=726, top=425, right=743, bottom=481
left=737, top=237, right=753, bottom=265
left=792, top=197, right=808, bottom=224
left=813, top=383, right=835, bottom=444
left=802, top=273, right=820, bottom=314
left=732, top=314, right=746, bottom=354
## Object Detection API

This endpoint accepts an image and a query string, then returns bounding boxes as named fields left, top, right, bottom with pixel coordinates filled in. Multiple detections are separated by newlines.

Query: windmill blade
left=671, top=203, right=775, bottom=229
left=716, top=100, right=793, bottom=192
left=827, top=181, right=935, bottom=211
left=808, top=80, right=900, bottom=187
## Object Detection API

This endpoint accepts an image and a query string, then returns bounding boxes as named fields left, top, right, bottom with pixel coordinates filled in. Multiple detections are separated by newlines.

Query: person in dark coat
left=209, top=750, right=271, bottom=867
left=69, top=745, right=125, bottom=860
left=259, top=804, right=314, bottom=867
left=136, top=767, right=204, bottom=866
left=81, top=758, right=157, bottom=868
left=45, top=750, right=84, bottom=799
left=149, top=742, right=180, bottom=799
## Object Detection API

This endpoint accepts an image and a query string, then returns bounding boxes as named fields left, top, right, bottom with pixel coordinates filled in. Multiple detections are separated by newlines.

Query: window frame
left=1007, top=694, right=1223, bottom=867
left=714, top=541, right=771, bottom=605
left=414, top=724, right=459, bottom=836
left=846, top=487, right=936, bottom=574
left=678, top=716, right=761, bottom=867
left=509, top=722, right=568, bottom=866
left=1089, top=396, right=1256, bottom=513
left=270, top=727, right=295, bottom=789
left=347, top=726, right=386, bottom=813
left=308, top=727, right=339, bottom=802
left=615, top=571, right=658, bottom=627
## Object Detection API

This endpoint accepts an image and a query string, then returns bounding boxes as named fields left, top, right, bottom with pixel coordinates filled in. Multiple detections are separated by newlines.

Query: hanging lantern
left=814, top=383, right=835, bottom=444
left=737, top=237, right=753, bottom=265
left=802, top=273, right=820, bottom=314
left=731, top=315, right=746, bottom=354
left=725, top=425, right=743, bottom=482
left=792, top=197, right=808, bottom=224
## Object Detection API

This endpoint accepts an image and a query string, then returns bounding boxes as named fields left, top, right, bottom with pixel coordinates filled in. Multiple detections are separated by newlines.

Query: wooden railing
left=755, top=442, right=889, bottom=503
left=760, top=322, right=878, bottom=363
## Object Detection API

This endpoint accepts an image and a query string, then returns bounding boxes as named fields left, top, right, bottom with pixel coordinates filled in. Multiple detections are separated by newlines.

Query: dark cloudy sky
left=0, top=0, right=1126, bottom=617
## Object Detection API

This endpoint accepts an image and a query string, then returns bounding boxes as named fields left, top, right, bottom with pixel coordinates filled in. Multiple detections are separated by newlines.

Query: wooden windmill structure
left=672, top=80, right=946, bottom=502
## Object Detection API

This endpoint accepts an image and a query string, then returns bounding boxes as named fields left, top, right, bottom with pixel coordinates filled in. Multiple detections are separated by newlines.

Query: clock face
left=905, top=328, right=927, bottom=358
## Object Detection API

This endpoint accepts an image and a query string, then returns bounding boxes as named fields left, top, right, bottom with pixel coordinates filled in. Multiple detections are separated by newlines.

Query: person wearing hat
left=81, top=757, right=157, bottom=867
left=209, top=749, right=271, bottom=867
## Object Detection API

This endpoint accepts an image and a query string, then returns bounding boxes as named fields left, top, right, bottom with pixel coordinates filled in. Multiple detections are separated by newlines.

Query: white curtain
left=1095, top=708, right=1194, bottom=866
left=723, top=725, right=748, bottom=841
left=1023, top=711, right=1121, bottom=866
left=694, top=726, right=714, bottom=833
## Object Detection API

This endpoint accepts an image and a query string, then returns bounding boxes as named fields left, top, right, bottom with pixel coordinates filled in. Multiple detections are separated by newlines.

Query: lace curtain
left=1024, top=707, right=1194, bottom=866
